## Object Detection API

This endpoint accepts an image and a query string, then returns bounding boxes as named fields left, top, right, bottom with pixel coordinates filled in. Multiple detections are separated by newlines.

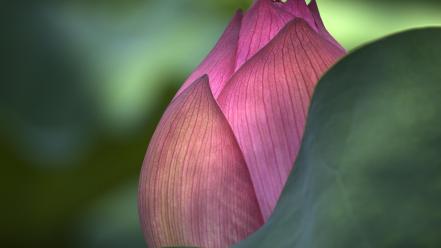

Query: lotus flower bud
left=139, top=1, right=345, bottom=247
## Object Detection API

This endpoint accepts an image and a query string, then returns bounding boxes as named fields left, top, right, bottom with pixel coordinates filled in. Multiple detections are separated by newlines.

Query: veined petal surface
left=139, top=76, right=263, bottom=248
left=176, top=11, right=243, bottom=99
left=235, top=0, right=316, bottom=71
left=218, top=19, right=345, bottom=220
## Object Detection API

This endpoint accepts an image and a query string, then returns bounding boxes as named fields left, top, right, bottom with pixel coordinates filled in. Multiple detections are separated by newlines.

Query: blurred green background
left=1, top=0, right=440, bottom=247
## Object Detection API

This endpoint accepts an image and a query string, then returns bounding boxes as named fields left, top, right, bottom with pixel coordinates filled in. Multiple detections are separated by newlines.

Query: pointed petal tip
left=190, top=74, right=210, bottom=92
left=283, top=16, right=323, bottom=34
left=198, top=74, right=209, bottom=83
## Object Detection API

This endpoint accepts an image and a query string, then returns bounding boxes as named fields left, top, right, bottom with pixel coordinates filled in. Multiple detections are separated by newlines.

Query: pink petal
left=235, top=0, right=316, bottom=71
left=139, top=76, right=263, bottom=248
left=218, top=19, right=345, bottom=220
left=283, top=0, right=316, bottom=26
left=175, top=11, right=242, bottom=99
left=308, top=0, right=346, bottom=52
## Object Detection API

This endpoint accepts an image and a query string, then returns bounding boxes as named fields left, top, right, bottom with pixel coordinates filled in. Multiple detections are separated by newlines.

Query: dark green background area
left=1, top=1, right=440, bottom=247
left=237, top=28, right=441, bottom=247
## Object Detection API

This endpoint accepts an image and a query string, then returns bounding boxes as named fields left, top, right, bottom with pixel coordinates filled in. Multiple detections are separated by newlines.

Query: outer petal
left=139, top=76, right=263, bottom=248
left=308, top=0, right=345, bottom=52
left=235, top=0, right=316, bottom=71
left=175, top=11, right=242, bottom=99
left=218, top=19, right=345, bottom=220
